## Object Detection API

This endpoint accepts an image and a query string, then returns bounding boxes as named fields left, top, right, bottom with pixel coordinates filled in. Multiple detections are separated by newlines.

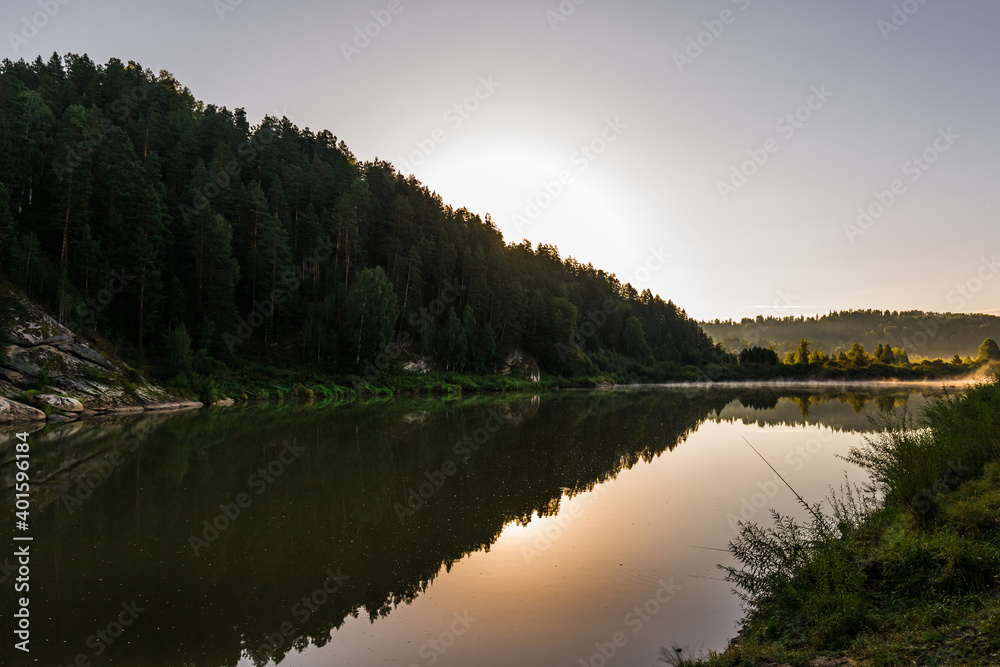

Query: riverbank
left=2, top=286, right=988, bottom=425
left=0, top=290, right=206, bottom=424
left=692, top=373, right=1000, bottom=667
left=3, top=355, right=982, bottom=426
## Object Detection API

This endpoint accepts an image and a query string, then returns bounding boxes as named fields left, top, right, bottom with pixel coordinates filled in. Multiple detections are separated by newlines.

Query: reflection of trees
left=793, top=395, right=812, bottom=418
left=712, top=388, right=935, bottom=433
left=15, top=387, right=940, bottom=667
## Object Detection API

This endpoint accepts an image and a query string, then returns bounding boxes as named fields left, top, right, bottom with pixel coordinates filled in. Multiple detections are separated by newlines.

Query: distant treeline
left=0, top=53, right=716, bottom=382
left=703, top=310, right=1000, bottom=361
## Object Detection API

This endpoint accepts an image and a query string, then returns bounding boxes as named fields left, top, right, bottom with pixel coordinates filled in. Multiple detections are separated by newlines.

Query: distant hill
left=701, top=310, right=1000, bottom=360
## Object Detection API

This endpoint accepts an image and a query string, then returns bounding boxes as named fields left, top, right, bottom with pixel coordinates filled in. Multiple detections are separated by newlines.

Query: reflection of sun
left=497, top=507, right=555, bottom=548
left=495, top=490, right=592, bottom=551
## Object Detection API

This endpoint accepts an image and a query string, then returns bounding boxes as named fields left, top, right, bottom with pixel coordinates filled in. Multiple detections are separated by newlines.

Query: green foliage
left=738, top=346, right=780, bottom=366
left=704, top=310, right=1000, bottom=361
left=0, top=289, right=13, bottom=364
left=0, top=182, right=16, bottom=269
left=164, top=325, right=194, bottom=378
left=794, top=338, right=810, bottom=365
left=978, top=337, right=1000, bottom=361
left=845, top=342, right=868, bottom=367
left=345, top=266, right=398, bottom=367
left=0, top=54, right=716, bottom=382
left=846, top=375, right=1000, bottom=521
left=624, top=316, right=653, bottom=360
left=708, top=373, right=1000, bottom=666
left=438, top=307, right=467, bottom=371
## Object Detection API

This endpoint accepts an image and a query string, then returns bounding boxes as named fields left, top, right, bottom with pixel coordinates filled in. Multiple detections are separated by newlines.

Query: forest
left=0, top=53, right=718, bottom=392
left=702, top=310, right=1000, bottom=362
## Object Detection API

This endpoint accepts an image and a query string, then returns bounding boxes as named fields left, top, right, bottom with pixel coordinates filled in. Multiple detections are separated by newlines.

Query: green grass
left=694, top=373, right=1000, bottom=667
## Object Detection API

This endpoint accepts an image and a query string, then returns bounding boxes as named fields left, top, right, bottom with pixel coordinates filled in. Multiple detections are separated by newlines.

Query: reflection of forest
left=0, top=387, right=942, bottom=667
left=712, top=389, right=942, bottom=432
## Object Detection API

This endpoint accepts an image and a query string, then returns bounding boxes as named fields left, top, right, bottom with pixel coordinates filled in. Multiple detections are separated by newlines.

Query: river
left=0, top=384, right=950, bottom=666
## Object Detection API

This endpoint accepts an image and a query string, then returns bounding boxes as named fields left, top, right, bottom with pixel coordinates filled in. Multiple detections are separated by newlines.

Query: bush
left=845, top=373, right=1000, bottom=522
left=708, top=373, right=1000, bottom=665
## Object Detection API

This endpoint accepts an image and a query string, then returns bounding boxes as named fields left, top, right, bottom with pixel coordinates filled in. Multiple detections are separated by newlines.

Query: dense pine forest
left=703, top=310, right=1000, bottom=362
left=0, top=54, right=717, bottom=388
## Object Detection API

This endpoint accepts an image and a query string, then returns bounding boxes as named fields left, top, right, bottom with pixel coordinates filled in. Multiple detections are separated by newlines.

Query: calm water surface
left=0, top=386, right=945, bottom=666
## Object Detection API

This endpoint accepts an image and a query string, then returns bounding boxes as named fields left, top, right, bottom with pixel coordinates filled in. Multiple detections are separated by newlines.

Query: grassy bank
left=693, top=373, right=1000, bottom=667
left=154, top=348, right=986, bottom=406
left=158, top=358, right=606, bottom=405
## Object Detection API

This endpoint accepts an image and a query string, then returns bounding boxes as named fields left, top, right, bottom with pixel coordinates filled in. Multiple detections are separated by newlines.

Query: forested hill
left=0, top=54, right=715, bottom=381
left=702, top=310, right=1000, bottom=361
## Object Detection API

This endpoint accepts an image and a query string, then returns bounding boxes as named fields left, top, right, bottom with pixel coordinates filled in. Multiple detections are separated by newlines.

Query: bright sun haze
left=3, top=0, right=997, bottom=321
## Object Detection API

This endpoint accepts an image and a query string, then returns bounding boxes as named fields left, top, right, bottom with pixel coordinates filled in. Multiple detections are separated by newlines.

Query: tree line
left=703, top=310, right=1000, bottom=361
left=0, top=53, right=716, bottom=383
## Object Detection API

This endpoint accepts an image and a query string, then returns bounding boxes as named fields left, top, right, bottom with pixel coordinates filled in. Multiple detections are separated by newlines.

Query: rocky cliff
left=0, top=287, right=200, bottom=424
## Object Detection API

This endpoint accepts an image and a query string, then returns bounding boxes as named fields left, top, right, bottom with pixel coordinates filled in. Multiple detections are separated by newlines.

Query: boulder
left=4, top=344, right=85, bottom=380
left=404, top=359, right=430, bottom=373
left=0, top=367, right=24, bottom=385
left=38, top=333, right=73, bottom=346
left=35, top=394, right=85, bottom=413
left=3, top=345, right=42, bottom=378
left=52, top=339, right=117, bottom=370
left=7, top=310, right=72, bottom=347
left=212, top=398, right=235, bottom=407
left=0, top=397, right=47, bottom=423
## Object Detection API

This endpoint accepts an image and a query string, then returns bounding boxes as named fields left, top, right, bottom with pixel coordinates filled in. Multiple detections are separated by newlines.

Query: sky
left=3, top=0, right=999, bottom=322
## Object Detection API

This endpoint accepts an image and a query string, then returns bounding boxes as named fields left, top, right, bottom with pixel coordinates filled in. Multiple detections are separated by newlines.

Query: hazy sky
left=4, top=0, right=998, bottom=321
